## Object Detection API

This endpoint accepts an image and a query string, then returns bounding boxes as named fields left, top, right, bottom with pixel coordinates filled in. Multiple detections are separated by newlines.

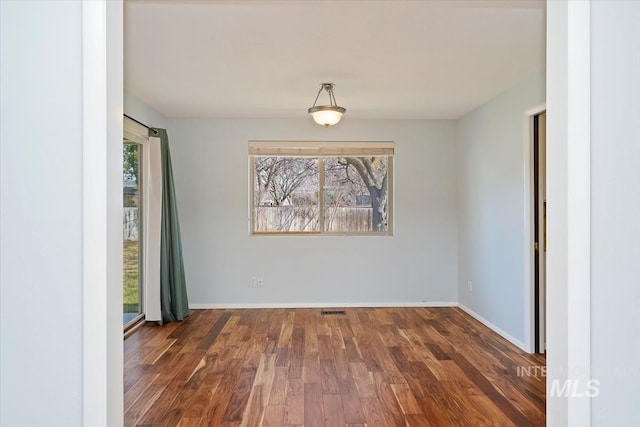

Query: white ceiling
left=124, top=0, right=545, bottom=120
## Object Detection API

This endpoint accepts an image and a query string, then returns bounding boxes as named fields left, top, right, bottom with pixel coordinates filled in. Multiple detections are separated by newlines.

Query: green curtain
left=150, top=128, right=189, bottom=323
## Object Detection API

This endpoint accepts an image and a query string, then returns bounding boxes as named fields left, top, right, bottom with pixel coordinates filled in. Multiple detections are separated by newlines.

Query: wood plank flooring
left=124, top=307, right=546, bottom=427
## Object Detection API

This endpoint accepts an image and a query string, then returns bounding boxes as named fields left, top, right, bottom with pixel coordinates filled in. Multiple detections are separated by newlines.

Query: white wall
left=1, top=2, right=124, bottom=426
left=591, top=1, right=640, bottom=425
left=1, top=2, right=84, bottom=425
left=167, top=118, right=458, bottom=307
left=125, top=92, right=168, bottom=129
left=456, top=72, right=545, bottom=345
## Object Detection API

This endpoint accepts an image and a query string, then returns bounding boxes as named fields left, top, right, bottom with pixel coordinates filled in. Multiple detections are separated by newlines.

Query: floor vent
left=320, top=310, right=346, bottom=315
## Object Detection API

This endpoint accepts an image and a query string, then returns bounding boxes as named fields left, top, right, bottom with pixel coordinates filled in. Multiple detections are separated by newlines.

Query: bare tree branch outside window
left=325, top=156, right=388, bottom=232
left=254, top=157, right=319, bottom=232
left=252, top=154, right=390, bottom=234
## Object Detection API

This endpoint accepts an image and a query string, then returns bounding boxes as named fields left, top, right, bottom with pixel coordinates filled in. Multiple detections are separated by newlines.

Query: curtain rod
left=124, top=114, right=160, bottom=136
left=124, top=114, right=149, bottom=129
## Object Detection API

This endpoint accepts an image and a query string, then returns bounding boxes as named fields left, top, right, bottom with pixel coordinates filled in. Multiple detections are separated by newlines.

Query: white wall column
left=82, top=1, right=124, bottom=426
left=546, top=1, right=592, bottom=425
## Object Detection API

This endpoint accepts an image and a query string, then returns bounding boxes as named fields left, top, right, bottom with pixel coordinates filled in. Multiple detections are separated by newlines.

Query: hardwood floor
left=124, top=307, right=546, bottom=426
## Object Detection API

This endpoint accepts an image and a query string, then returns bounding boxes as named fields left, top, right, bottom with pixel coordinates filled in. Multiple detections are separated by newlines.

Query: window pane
left=324, top=157, right=389, bottom=233
left=254, top=157, right=319, bottom=232
left=123, top=142, right=142, bottom=325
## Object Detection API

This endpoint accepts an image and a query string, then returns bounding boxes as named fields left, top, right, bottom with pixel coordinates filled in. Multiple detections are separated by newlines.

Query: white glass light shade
left=308, top=106, right=346, bottom=127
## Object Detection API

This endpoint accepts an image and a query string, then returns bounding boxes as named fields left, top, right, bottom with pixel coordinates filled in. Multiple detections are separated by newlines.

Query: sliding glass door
left=123, top=141, right=144, bottom=327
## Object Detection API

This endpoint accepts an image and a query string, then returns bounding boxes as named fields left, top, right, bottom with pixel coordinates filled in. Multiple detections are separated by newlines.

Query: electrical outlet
left=257, top=276, right=264, bottom=287
left=250, top=277, right=257, bottom=287
left=468, top=280, right=473, bottom=292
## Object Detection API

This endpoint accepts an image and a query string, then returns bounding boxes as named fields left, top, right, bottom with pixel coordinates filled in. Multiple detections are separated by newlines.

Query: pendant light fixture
left=308, top=83, right=346, bottom=127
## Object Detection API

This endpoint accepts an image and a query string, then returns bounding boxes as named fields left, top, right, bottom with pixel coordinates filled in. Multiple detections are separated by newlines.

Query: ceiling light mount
left=308, top=83, right=346, bottom=127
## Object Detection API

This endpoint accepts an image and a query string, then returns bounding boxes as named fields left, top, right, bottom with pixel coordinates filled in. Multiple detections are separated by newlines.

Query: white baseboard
left=189, top=301, right=457, bottom=310
left=457, top=303, right=526, bottom=351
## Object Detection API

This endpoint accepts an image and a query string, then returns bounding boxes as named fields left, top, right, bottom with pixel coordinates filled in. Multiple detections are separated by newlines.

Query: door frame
left=82, top=0, right=593, bottom=425
left=124, top=117, right=163, bottom=324
left=123, top=140, right=145, bottom=329
left=523, top=103, right=546, bottom=354
left=82, top=1, right=123, bottom=426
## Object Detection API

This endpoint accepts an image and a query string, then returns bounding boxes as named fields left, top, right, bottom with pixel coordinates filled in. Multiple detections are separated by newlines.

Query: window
left=123, top=140, right=144, bottom=327
left=250, top=141, right=394, bottom=235
left=123, top=115, right=163, bottom=327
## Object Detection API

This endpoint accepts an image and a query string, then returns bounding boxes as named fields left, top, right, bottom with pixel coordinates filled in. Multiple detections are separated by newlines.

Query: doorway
left=533, top=111, right=546, bottom=353
left=123, top=141, right=144, bottom=328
